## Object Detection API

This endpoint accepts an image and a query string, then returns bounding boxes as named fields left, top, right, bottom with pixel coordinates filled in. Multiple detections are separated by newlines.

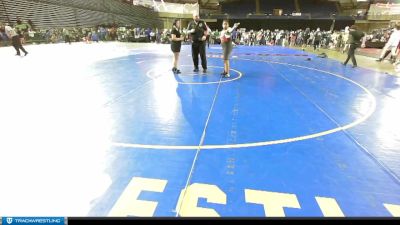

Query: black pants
left=313, top=40, right=320, bottom=50
left=12, top=35, right=27, bottom=55
left=380, top=49, right=395, bottom=62
left=65, top=35, right=71, bottom=44
left=192, top=41, right=207, bottom=70
left=344, top=44, right=357, bottom=66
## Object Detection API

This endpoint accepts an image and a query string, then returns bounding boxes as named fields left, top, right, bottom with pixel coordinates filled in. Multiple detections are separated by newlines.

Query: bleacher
left=0, top=0, right=161, bottom=28
left=0, top=0, right=8, bottom=23
left=1, top=0, right=77, bottom=28
left=260, top=0, right=296, bottom=15
left=221, top=1, right=256, bottom=16
left=218, top=0, right=333, bottom=18
left=299, top=0, right=337, bottom=17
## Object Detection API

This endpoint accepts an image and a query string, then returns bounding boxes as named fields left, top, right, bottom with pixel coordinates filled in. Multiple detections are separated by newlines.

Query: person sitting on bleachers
left=0, top=25, right=8, bottom=46
left=92, top=31, right=99, bottom=43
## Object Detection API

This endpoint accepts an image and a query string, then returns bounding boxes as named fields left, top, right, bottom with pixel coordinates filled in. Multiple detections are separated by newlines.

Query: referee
left=342, top=25, right=364, bottom=68
left=187, top=12, right=209, bottom=73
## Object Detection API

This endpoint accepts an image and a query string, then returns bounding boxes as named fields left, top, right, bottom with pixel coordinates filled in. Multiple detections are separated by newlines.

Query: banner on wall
left=370, top=3, right=400, bottom=15
left=133, top=0, right=199, bottom=14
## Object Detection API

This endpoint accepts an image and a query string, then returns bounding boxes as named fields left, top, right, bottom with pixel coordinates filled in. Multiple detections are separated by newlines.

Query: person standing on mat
left=313, top=28, right=322, bottom=51
left=187, top=12, right=209, bottom=73
left=220, top=20, right=240, bottom=78
left=171, top=19, right=184, bottom=74
left=342, top=25, right=364, bottom=68
left=1, top=23, right=28, bottom=56
left=376, top=24, right=400, bottom=63
left=206, top=26, right=211, bottom=49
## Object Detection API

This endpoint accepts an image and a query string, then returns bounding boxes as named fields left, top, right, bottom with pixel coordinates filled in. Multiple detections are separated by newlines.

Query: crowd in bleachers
left=208, top=26, right=395, bottom=51
left=210, top=28, right=348, bottom=50
left=0, top=17, right=395, bottom=54
left=0, top=18, right=171, bottom=46
left=364, top=28, right=393, bottom=43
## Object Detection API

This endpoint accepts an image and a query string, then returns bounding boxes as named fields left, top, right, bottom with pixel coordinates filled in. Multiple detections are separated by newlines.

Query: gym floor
left=0, top=42, right=399, bottom=217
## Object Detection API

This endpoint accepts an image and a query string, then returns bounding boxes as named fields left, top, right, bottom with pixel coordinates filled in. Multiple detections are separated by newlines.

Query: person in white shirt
left=377, top=24, right=400, bottom=63
left=341, top=26, right=350, bottom=53
left=1, top=23, right=28, bottom=56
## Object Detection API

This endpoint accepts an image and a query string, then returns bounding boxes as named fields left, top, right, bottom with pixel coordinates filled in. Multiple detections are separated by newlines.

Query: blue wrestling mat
left=1, top=43, right=398, bottom=217
left=85, top=44, right=400, bottom=217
